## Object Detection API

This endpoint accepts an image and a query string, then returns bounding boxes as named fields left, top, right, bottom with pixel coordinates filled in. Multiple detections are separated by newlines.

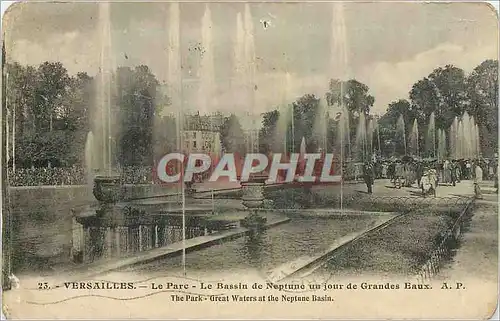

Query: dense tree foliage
left=5, top=62, right=163, bottom=168
left=380, top=60, right=498, bottom=158
left=5, top=58, right=497, bottom=171
left=115, top=65, right=160, bottom=166
left=466, top=60, right=498, bottom=156
left=220, top=114, right=246, bottom=155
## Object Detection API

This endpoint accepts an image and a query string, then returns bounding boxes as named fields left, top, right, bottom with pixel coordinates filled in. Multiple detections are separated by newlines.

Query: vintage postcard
left=1, top=1, right=498, bottom=319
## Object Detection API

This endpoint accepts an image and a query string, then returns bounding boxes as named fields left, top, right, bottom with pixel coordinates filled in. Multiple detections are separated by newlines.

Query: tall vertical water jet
left=465, top=113, right=481, bottom=159
left=313, top=96, right=329, bottom=152
left=472, top=124, right=476, bottom=159
left=84, top=132, right=95, bottom=186
left=93, top=1, right=115, bottom=175
left=354, top=113, right=367, bottom=162
left=437, top=129, right=447, bottom=161
left=426, top=112, right=436, bottom=158
left=328, top=2, right=350, bottom=211
left=396, top=115, right=407, bottom=156
left=461, top=111, right=473, bottom=159
left=199, top=4, right=215, bottom=115
left=167, top=2, right=183, bottom=198
left=75, top=3, right=124, bottom=270
left=442, top=129, right=447, bottom=159
left=200, top=4, right=218, bottom=215
left=233, top=12, right=245, bottom=111
left=474, top=122, right=481, bottom=158
left=244, top=3, right=258, bottom=152
left=237, top=3, right=267, bottom=228
left=167, top=2, right=186, bottom=275
left=274, top=73, right=293, bottom=153
left=345, top=111, right=351, bottom=159
left=336, top=108, right=350, bottom=158
left=470, top=116, right=477, bottom=159
left=374, top=117, right=381, bottom=156
left=367, top=118, right=375, bottom=157
left=331, top=1, right=350, bottom=161
left=458, top=119, right=464, bottom=159
left=457, top=114, right=472, bottom=159
left=408, top=119, right=419, bottom=157
left=168, top=2, right=182, bottom=147
left=449, top=117, right=458, bottom=159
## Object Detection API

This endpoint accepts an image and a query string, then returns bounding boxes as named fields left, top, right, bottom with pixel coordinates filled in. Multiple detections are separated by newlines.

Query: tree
left=410, top=65, right=468, bottom=130
left=258, top=109, right=279, bottom=153
left=326, top=79, right=375, bottom=116
left=34, top=62, right=71, bottom=132
left=326, top=79, right=375, bottom=157
left=5, top=62, right=38, bottom=138
left=409, top=77, right=440, bottom=123
left=378, top=99, right=413, bottom=157
left=220, top=114, right=246, bottom=154
left=153, top=115, right=177, bottom=159
left=290, top=94, right=322, bottom=152
left=115, top=65, right=160, bottom=166
left=380, top=99, right=413, bottom=126
left=429, top=65, right=468, bottom=129
left=55, top=72, right=93, bottom=132
left=6, top=62, right=90, bottom=168
left=467, top=59, right=498, bottom=156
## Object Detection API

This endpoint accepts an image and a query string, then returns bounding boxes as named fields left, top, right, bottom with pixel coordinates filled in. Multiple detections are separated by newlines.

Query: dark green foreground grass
left=321, top=210, right=460, bottom=275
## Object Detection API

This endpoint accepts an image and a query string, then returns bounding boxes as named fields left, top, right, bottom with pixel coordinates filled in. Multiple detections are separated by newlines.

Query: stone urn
left=93, top=175, right=124, bottom=204
left=241, top=174, right=267, bottom=209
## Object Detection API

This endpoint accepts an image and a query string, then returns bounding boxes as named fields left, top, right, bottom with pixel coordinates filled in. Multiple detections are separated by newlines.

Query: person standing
left=450, top=160, right=457, bottom=186
left=388, top=161, right=395, bottom=184
left=363, top=162, right=374, bottom=194
left=416, top=161, right=423, bottom=188
left=466, top=160, right=472, bottom=179
left=443, top=159, right=451, bottom=185
left=394, top=161, right=403, bottom=189
left=474, top=162, right=483, bottom=199
left=455, top=161, right=461, bottom=183
left=429, top=167, right=438, bottom=197
left=382, top=161, right=388, bottom=179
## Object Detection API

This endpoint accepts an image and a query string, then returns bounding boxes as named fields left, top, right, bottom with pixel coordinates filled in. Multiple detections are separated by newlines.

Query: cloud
left=359, top=42, right=498, bottom=115
left=9, top=31, right=100, bottom=75
left=9, top=31, right=497, bottom=119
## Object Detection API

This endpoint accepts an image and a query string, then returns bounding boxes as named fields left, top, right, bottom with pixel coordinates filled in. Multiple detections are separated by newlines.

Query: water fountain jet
left=354, top=113, right=367, bottom=162
left=426, top=112, right=436, bottom=158
left=409, top=119, right=419, bottom=157
left=396, top=115, right=407, bottom=156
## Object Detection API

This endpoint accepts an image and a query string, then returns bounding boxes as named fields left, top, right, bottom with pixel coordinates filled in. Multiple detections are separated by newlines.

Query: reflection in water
left=136, top=217, right=376, bottom=274
left=87, top=227, right=105, bottom=262
left=74, top=214, right=230, bottom=264
left=244, top=230, right=266, bottom=268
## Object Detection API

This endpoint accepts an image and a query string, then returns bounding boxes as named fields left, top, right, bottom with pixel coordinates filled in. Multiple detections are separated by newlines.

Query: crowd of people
left=358, top=157, right=498, bottom=197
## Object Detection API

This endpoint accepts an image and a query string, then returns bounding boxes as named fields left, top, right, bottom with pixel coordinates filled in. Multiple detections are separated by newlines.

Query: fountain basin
left=93, top=175, right=123, bottom=203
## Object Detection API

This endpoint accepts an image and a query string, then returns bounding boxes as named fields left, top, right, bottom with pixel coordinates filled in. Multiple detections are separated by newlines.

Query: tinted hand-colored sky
left=3, top=1, right=498, bottom=116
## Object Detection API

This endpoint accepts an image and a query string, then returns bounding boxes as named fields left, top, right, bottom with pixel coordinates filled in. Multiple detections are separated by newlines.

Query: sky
left=2, top=1, right=499, bottom=117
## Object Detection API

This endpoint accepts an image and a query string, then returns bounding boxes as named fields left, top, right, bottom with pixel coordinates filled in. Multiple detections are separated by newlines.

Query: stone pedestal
left=74, top=175, right=152, bottom=262
left=240, top=175, right=267, bottom=229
